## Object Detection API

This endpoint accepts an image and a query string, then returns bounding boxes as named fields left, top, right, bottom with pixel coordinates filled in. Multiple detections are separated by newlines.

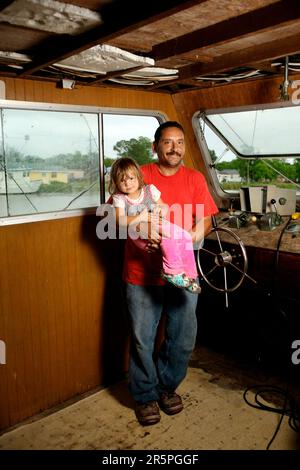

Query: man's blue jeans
left=125, top=282, right=198, bottom=403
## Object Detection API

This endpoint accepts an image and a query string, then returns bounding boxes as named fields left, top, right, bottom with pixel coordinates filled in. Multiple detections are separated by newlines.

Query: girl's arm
left=114, top=206, right=149, bottom=227
left=152, top=197, right=169, bottom=219
left=115, top=206, right=161, bottom=244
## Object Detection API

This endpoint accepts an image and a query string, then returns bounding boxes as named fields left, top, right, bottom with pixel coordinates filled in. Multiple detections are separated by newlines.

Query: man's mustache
left=166, top=151, right=181, bottom=157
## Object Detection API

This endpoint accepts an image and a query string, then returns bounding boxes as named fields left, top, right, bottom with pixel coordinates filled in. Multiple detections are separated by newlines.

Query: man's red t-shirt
left=123, top=163, right=218, bottom=285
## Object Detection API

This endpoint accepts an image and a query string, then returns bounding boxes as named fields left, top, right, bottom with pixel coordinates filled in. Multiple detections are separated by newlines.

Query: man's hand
left=152, top=203, right=168, bottom=219
left=134, top=220, right=161, bottom=244
left=146, top=241, right=161, bottom=253
left=137, top=207, right=150, bottom=223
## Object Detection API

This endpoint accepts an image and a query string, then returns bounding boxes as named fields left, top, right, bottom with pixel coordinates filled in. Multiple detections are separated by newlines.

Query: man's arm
left=189, top=215, right=212, bottom=244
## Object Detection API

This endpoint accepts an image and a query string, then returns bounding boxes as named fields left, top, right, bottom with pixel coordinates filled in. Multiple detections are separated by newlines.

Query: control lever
left=257, top=198, right=283, bottom=231
left=270, top=198, right=283, bottom=225
left=271, top=198, right=278, bottom=211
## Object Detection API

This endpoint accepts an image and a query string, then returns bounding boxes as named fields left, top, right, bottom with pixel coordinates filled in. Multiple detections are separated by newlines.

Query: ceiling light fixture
left=56, top=78, right=76, bottom=90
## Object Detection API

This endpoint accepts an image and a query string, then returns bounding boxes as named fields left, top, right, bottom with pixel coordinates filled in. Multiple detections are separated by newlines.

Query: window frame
left=192, top=102, right=300, bottom=201
left=0, top=99, right=166, bottom=226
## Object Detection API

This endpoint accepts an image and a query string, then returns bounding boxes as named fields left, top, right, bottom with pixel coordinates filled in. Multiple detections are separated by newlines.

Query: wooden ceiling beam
left=152, top=1, right=300, bottom=61
left=84, top=65, right=145, bottom=85
left=150, top=32, right=300, bottom=89
left=18, top=0, right=205, bottom=77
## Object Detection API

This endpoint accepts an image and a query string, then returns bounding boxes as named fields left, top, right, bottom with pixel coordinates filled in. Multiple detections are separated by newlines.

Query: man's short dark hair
left=154, top=121, right=184, bottom=145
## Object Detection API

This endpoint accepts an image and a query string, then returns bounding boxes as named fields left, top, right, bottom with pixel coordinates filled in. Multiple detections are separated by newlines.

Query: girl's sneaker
left=161, top=272, right=191, bottom=289
left=186, top=279, right=201, bottom=294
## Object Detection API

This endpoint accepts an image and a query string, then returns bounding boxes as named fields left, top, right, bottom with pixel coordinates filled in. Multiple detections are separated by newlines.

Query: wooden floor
left=0, top=346, right=300, bottom=451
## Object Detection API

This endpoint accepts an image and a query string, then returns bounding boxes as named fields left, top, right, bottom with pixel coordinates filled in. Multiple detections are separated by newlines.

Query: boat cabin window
left=0, top=102, right=161, bottom=224
left=194, top=104, right=300, bottom=201
left=103, top=114, right=159, bottom=202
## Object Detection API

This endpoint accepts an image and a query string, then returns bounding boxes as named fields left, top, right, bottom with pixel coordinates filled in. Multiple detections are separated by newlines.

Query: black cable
left=267, top=216, right=293, bottom=324
left=243, top=385, right=300, bottom=449
left=243, top=217, right=298, bottom=449
left=274, top=216, right=292, bottom=278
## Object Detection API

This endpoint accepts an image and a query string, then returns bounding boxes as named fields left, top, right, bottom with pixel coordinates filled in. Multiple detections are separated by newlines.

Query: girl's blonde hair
left=108, top=157, right=144, bottom=195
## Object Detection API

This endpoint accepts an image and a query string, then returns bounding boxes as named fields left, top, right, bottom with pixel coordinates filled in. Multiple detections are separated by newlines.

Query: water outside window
left=0, top=109, right=100, bottom=217
left=0, top=108, right=161, bottom=220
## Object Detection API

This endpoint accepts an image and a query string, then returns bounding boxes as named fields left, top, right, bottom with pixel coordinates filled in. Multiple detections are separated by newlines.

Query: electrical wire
left=243, top=385, right=300, bottom=450
left=275, top=216, right=292, bottom=277
left=242, top=216, right=299, bottom=449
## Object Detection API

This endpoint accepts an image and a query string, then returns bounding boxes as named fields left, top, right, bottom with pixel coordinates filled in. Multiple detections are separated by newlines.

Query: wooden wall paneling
left=0, top=216, right=107, bottom=428
left=2, top=77, right=176, bottom=116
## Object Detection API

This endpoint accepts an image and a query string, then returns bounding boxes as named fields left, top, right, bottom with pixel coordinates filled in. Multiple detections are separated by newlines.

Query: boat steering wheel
left=196, top=216, right=256, bottom=307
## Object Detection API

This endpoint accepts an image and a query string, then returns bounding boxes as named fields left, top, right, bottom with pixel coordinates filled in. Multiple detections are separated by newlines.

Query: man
left=123, top=121, right=218, bottom=425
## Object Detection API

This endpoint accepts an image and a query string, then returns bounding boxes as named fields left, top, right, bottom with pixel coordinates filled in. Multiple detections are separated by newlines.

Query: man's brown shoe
left=135, top=400, right=161, bottom=425
left=159, top=392, right=183, bottom=415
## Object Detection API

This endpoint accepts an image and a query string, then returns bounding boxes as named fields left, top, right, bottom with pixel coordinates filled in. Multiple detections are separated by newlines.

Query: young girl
left=109, top=157, right=201, bottom=294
